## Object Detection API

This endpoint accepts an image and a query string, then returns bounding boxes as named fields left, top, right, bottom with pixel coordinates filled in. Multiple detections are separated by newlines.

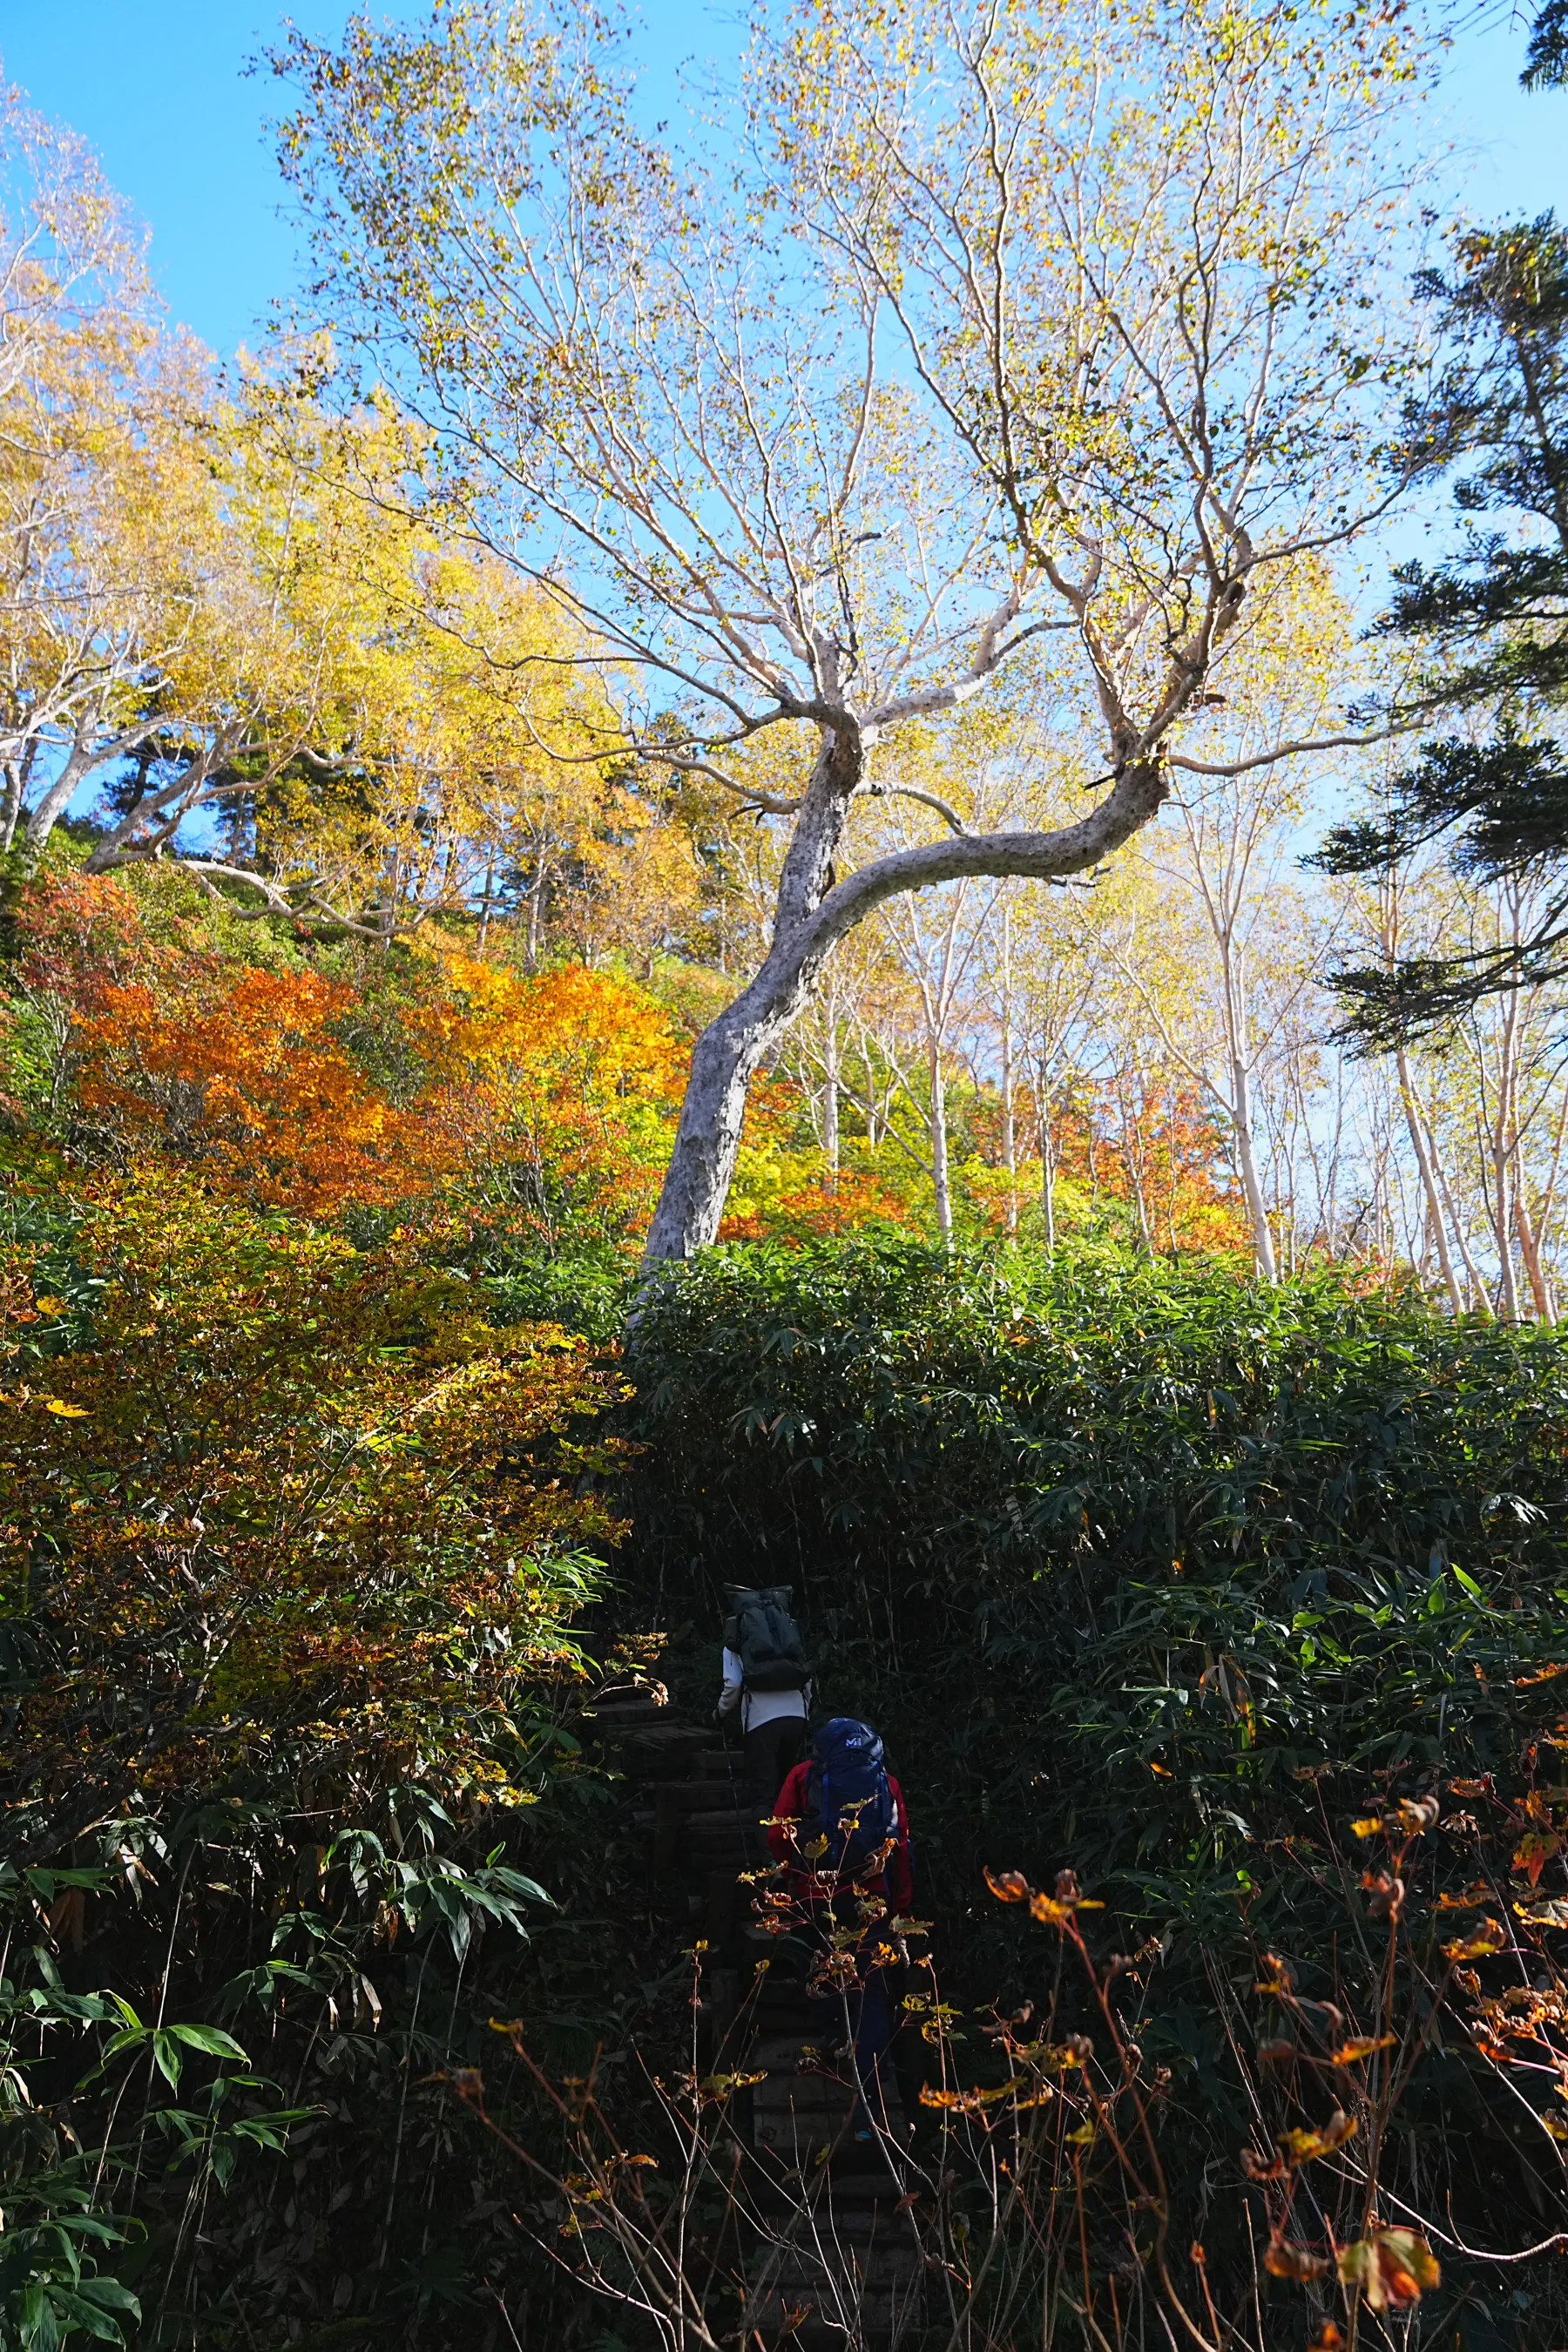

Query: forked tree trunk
left=641, top=737, right=1171, bottom=1265
left=1394, top=1044, right=1464, bottom=1315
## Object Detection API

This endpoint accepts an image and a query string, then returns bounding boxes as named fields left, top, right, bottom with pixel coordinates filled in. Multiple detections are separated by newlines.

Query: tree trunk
left=861, top=1040, right=880, bottom=1152
left=822, top=1015, right=840, bottom=1195
left=1434, top=1152, right=1493, bottom=1319
left=1117, top=1078, right=1154, bottom=1255
left=24, top=733, right=98, bottom=872
left=526, top=855, right=546, bottom=970
left=1494, top=1018, right=1522, bottom=1321
left=641, top=742, right=1168, bottom=1263
left=1516, top=1192, right=1555, bottom=1323
left=929, top=1031, right=952, bottom=1243
left=1395, top=1044, right=1463, bottom=1315
left=1230, top=1059, right=1278, bottom=1282
left=643, top=729, right=864, bottom=1260
left=0, top=760, right=20, bottom=854
left=999, top=905, right=1017, bottom=1235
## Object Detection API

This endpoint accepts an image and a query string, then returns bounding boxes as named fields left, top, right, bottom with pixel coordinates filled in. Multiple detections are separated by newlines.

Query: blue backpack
left=806, top=1718, right=898, bottom=1876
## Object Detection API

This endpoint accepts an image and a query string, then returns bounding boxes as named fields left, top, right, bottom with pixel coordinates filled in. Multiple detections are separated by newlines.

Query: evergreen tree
left=1526, top=0, right=1568, bottom=89
left=1318, top=21, right=1568, bottom=1043
left=1317, top=219, right=1568, bottom=1040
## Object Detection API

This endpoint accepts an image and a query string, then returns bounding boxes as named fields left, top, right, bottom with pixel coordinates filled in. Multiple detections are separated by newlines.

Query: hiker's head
left=813, top=1717, right=883, bottom=1767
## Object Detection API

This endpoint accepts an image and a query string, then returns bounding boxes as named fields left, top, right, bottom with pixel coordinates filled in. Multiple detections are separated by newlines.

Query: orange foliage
left=719, top=1168, right=911, bottom=1244
left=11, top=877, right=691, bottom=1236
left=14, top=870, right=436, bottom=1213
left=9, top=874, right=1253, bottom=1260
left=402, top=950, right=687, bottom=1243
left=76, top=963, right=440, bottom=1214
left=11, top=867, right=145, bottom=1000
left=1033, top=1077, right=1252, bottom=1255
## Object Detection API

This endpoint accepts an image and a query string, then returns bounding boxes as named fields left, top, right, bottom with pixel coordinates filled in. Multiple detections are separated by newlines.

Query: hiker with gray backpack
left=714, top=1584, right=813, bottom=1815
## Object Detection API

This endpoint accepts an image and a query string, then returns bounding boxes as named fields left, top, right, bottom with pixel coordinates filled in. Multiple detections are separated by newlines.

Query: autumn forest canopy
left=8, top=0, right=1568, bottom=2346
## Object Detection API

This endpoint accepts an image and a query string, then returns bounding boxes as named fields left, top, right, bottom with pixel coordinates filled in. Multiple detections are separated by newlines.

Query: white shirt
left=720, top=1647, right=810, bottom=1733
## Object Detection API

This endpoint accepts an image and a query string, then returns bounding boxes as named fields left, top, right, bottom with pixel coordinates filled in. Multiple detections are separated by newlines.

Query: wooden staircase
left=588, top=1680, right=924, bottom=2350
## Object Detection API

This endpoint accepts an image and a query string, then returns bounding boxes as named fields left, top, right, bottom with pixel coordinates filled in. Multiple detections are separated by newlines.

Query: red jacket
left=767, top=1759, right=916, bottom=1915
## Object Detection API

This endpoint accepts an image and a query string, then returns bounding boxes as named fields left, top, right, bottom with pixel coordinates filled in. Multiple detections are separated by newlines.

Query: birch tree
left=1109, top=571, right=1353, bottom=1278
left=276, top=0, right=1429, bottom=1260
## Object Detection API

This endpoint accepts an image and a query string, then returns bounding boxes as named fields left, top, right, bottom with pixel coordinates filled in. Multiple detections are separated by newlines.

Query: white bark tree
left=275, top=0, right=1429, bottom=1260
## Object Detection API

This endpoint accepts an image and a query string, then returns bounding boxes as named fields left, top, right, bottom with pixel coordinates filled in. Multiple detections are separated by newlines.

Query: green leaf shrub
left=624, top=1237, right=1568, bottom=2339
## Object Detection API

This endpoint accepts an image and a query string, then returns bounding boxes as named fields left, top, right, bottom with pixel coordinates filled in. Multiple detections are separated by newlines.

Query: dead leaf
left=1442, top=1918, right=1507, bottom=1962
left=1263, top=2240, right=1332, bottom=2281
left=1513, top=1830, right=1564, bottom=1889
left=1336, top=2227, right=1439, bottom=2310
left=1331, top=2035, right=1396, bottom=2065
left=1278, top=2110, right=1357, bottom=2165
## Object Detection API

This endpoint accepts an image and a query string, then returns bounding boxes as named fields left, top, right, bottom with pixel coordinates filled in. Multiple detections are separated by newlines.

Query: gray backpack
left=722, top=1584, right=809, bottom=1693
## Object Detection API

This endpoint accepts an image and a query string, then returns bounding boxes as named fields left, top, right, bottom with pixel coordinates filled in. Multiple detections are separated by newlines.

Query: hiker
left=767, top=1717, right=914, bottom=2134
left=714, top=1583, right=813, bottom=1815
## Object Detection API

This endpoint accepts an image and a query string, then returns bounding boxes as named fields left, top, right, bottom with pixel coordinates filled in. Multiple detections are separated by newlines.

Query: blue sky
left=0, top=1, right=728, bottom=357
left=0, top=2, right=1559, bottom=362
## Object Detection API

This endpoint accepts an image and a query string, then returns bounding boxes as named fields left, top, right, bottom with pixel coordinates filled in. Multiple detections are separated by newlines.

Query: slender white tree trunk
left=1516, top=1193, right=1554, bottom=1322
left=526, top=854, right=547, bottom=970
left=1433, top=1152, right=1492, bottom=1318
left=1231, top=1057, right=1278, bottom=1282
left=999, top=907, right=1017, bottom=1235
left=1395, top=1045, right=1463, bottom=1315
left=1494, top=993, right=1522, bottom=1321
left=1116, top=1075, right=1155, bottom=1254
left=822, top=1013, right=840, bottom=1194
left=929, top=1031, right=952, bottom=1242
left=0, top=760, right=21, bottom=854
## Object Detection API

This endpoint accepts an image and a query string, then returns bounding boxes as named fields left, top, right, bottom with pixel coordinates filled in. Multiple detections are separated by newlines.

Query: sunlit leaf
left=1336, top=2227, right=1439, bottom=2310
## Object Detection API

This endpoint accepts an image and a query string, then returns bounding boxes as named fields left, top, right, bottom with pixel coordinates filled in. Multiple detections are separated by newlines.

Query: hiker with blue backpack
left=714, top=1584, right=813, bottom=1815
left=767, top=1717, right=915, bottom=2136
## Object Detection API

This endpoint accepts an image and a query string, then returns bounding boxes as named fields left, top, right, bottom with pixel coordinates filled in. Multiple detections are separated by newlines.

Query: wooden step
left=598, top=1685, right=919, bottom=2347
left=642, top=1777, right=746, bottom=1811
left=586, top=1688, right=667, bottom=1716
left=614, top=1734, right=710, bottom=1780
left=747, top=2036, right=837, bottom=2072
left=745, top=2285, right=920, bottom=2346
left=754, top=2107, right=856, bottom=2153
left=756, top=2247, right=920, bottom=2289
